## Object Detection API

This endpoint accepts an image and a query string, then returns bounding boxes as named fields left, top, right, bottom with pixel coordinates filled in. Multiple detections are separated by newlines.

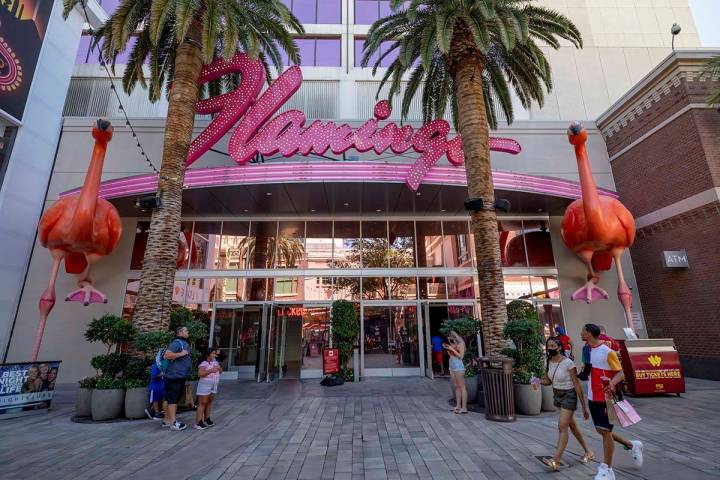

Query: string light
left=79, top=2, right=160, bottom=176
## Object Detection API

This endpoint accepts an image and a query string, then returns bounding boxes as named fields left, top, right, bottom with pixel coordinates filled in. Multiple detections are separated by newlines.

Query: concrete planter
left=75, top=388, right=93, bottom=417
left=448, top=375, right=479, bottom=404
left=125, top=388, right=148, bottom=419
left=514, top=383, right=542, bottom=415
left=91, top=388, right=125, bottom=421
left=541, top=385, right=557, bottom=412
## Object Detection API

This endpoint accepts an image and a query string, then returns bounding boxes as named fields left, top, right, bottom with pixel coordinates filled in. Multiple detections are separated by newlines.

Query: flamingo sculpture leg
left=35, top=119, right=122, bottom=360
left=561, top=122, right=636, bottom=332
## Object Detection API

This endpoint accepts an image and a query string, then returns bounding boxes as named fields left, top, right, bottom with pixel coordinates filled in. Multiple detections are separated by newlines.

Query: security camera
left=671, top=23, right=681, bottom=35
left=134, top=194, right=162, bottom=211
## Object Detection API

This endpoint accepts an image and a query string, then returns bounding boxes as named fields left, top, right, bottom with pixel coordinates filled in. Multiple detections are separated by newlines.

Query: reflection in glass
left=536, top=303, right=565, bottom=339
left=277, top=221, right=306, bottom=268
left=333, top=221, right=360, bottom=268
left=215, top=277, right=246, bottom=303
left=130, top=222, right=150, bottom=270
left=274, top=277, right=301, bottom=301
left=523, top=220, right=555, bottom=267
left=130, top=221, right=193, bottom=270
left=214, top=306, right=261, bottom=371
left=304, top=276, right=334, bottom=301
left=530, top=275, right=559, bottom=299
left=333, top=277, right=360, bottom=301
left=122, top=279, right=140, bottom=319
left=499, top=220, right=527, bottom=267
left=246, top=278, right=269, bottom=301
left=447, top=276, right=475, bottom=299
left=419, top=276, right=447, bottom=299
left=247, top=221, right=278, bottom=268
left=504, top=274, right=532, bottom=299
left=416, top=221, right=443, bottom=267
left=220, top=222, right=250, bottom=269
left=301, top=306, right=330, bottom=372
left=363, top=306, right=419, bottom=368
left=362, top=277, right=389, bottom=300
left=443, top=221, right=471, bottom=268
left=390, top=278, right=417, bottom=300
left=190, top=222, right=222, bottom=269
left=306, top=221, right=333, bottom=269
left=361, top=221, right=388, bottom=268
left=389, top=221, right=415, bottom=268
left=185, top=278, right=215, bottom=310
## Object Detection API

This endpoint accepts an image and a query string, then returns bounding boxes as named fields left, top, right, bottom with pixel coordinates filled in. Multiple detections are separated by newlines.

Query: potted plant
left=440, top=317, right=482, bottom=403
left=124, top=378, right=149, bottom=419
left=502, top=301, right=544, bottom=415
left=75, top=376, right=96, bottom=417
left=331, top=300, right=359, bottom=381
left=91, top=377, right=125, bottom=420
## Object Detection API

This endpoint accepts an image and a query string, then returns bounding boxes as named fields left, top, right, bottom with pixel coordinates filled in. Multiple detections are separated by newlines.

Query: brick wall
left=631, top=203, right=720, bottom=379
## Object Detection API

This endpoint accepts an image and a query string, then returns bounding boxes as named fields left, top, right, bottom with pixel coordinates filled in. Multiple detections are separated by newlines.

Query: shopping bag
left=613, top=399, right=641, bottom=427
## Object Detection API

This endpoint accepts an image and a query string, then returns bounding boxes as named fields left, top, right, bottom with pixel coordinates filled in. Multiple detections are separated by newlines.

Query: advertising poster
left=323, top=348, right=340, bottom=375
left=0, top=0, right=54, bottom=121
left=0, top=361, right=61, bottom=415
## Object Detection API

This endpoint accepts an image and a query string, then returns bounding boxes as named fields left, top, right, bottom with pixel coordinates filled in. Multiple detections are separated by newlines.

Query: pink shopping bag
left=613, top=399, right=641, bottom=427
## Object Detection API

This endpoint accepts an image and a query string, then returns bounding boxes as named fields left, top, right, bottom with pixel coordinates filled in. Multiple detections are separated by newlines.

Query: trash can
left=479, top=356, right=515, bottom=422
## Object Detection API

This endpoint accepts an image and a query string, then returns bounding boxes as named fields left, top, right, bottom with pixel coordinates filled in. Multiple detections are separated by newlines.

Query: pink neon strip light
left=59, top=162, right=619, bottom=200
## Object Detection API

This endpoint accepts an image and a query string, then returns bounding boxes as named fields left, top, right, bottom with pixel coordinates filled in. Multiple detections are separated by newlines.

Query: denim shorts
left=449, top=357, right=464, bottom=372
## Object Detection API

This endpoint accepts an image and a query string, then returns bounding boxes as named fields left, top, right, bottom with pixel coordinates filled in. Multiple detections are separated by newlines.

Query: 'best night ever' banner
left=0, top=361, right=61, bottom=414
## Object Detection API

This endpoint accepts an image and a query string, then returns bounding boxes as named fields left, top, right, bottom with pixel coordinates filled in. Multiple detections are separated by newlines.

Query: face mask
left=547, top=348, right=559, bottom=356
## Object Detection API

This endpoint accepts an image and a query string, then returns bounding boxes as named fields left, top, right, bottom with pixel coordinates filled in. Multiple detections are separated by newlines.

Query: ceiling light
left=440, top=209, right=446, bottom=212
left=265, top=192, right=272, bottom=196
left=416, top=192, right=422, bottom=196
left=243, top=209, right=249, bottom=213
left=343, top=202, right=350, bottom=206
left=311, top=209, right=316, bottom=212
left=376, top=209, right=382, bottom=212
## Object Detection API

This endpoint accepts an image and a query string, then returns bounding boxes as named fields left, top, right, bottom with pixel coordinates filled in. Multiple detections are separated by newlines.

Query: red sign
left=189, top=53, right=522, bottom=191
left=323, top=348, right=340, bottom=375
left=618, top=340, right=685, bottom=395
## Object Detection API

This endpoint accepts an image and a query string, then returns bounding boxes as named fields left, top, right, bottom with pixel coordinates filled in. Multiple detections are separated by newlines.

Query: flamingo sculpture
left=35, top=119, right=122, bottom=360
left=561, top=122, right=637, bottom=331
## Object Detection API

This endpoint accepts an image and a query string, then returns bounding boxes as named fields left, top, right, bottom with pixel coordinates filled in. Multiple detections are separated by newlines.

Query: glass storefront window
left=530, top=275, right=560, bottom=300
left=389, top=278, right=417, bottom=300
left=504, top=274, right=532, bottom=300
left=363, top=306, right=419, bottom=368
left=248, top=221, right=278, bottom=269
left=274, top=277, right=301, bottom=301
left=447, top=276, right=475, bottom=300
left=220, top=222, right=250, bottom=270
left=282, top=0, right=341, bottom=24
left=130, top=222, right=150, bottom=270
left=190, top=222, right=222, bottom=269
left=304, top=276, right=334, bottom=301
left=416, top=221, right=443, bottom=268
left=362, top=277, right=389, bottom=300
left=419, top=276, right=447, bottom=299
left=499, top=220, right=527, bottom=267
left=301, top=306, right=330, bottom=372
left=443, top=221, right=472, bottom=268
left=389, top=221, right=415, bottom=268
left=306, top=221, right=333, bottom=269
left=246, top=278, right=270, bottom=301
left=361, top=221, right=388, bottom=268
left=277, top=221, right=306, bottom=268
left=536, top=303, right=565, bottom=340
left=523, top=220, right=555, bottom=267
left=184, top=278, right=215, bottom=310
left=333, top=221, right=360, bottom=268
left=333, top=277, right=361, bottom=301
left=213, top=306, right=262, bottom=370
left=214, top=277, right=247, bottom=303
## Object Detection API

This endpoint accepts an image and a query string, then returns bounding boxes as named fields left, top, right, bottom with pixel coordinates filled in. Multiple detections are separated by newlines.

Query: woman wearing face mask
left=541, top=337, right=594, bottom=471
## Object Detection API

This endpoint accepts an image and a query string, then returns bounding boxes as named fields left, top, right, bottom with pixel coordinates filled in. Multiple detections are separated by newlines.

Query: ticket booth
left=617, top=339, right=686, bottom=396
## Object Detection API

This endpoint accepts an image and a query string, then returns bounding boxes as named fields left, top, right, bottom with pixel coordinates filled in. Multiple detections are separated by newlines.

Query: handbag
left=613, top=398, right=641, bottom=427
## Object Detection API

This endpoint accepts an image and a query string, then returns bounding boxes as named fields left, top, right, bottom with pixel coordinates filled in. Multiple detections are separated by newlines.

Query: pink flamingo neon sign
left=187, top=53, right=522, bottom=191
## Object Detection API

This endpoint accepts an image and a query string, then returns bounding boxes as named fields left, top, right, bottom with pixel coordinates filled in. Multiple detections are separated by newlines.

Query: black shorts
left=588, top=400, right=613, bottom=431
left=164, top=378, right=186, bottom=405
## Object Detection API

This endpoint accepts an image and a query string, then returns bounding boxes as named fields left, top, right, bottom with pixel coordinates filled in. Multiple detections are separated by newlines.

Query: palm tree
left=63, top=0, right=303, bottom=332
left=704, top=55, right=720, bottom=106
left=363, top=0, right=581, bottom=355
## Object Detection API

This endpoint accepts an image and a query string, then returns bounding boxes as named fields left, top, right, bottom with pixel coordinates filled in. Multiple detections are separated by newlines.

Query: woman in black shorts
left=541, top=337, right=594, bottom=471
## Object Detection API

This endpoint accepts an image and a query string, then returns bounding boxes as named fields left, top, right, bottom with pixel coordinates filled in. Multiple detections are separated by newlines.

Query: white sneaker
left=594, top=463, right=616, bottom=480
left=630, top=440, right=644, bottom=468
left=170, top=421, right=187, bottom=431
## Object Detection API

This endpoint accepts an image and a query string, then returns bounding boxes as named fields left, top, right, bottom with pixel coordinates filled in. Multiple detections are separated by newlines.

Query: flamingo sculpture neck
left=72, top=120, right=112, bottom=231
left=570, top=123, right=605, bottom=234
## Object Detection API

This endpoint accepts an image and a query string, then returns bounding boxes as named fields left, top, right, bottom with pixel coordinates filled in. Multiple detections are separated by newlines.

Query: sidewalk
left=0, top=377, right=718, bottom=480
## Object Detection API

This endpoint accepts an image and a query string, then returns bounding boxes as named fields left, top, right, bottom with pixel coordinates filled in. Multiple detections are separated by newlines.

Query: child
left=195, top=347, right=222, bottom=430
left=145, top=361, right=165, bottom=420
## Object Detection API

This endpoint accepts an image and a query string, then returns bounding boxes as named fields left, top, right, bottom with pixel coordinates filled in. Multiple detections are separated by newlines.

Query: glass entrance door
left=362, top=304, right=421, bottom=376
left=423, top=303, right=477, bottom=379
left=212, top=304, right=266, bottom=380
left=270, top=304, right=331, bottom=380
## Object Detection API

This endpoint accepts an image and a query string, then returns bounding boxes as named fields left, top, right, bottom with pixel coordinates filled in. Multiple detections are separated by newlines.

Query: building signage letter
left=188, top=53, right=522, bottom=191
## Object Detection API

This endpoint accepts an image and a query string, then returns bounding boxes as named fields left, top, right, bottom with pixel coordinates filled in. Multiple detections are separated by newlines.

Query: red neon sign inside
left=188, top=53, right=521, bottom=191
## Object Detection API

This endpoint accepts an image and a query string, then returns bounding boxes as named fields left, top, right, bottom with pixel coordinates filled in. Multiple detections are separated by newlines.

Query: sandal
left=541, top=457, right=561, bottom=471
left=580, top=451, right=595, bottom=464
left=458, top=409, right=468, bottom=414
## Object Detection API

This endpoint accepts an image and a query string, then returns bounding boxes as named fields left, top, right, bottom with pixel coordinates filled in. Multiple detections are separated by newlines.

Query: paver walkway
left=1, top=377, right=718, bottom=480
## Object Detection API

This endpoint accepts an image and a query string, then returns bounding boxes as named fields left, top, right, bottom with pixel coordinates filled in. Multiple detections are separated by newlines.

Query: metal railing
left=63, top=78, right=341, bottom=119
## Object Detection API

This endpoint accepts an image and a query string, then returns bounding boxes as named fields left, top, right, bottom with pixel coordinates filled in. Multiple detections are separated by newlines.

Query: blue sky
left=689, top=0, right=720, bottom=46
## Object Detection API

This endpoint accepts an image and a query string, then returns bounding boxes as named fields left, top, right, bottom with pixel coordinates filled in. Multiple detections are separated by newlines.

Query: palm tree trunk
left=132, top=20, right=204, bottom=332
left=450, top=37, right=509, bottom=357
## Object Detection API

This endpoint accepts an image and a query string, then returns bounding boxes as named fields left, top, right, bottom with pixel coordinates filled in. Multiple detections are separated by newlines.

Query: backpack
left=155, top=347, right=170, bottom=374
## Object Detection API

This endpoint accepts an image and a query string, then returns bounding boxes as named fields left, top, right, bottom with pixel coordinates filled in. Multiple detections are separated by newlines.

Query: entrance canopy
left=60, top=161, right=618, bottom=216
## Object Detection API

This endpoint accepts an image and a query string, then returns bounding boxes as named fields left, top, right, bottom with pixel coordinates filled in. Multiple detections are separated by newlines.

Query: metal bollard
left=353, top=346, right=360, bottom=381
left=479, top=356, right=515, bottom=422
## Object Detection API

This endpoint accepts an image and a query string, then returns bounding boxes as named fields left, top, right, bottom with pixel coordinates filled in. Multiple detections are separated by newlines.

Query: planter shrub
left=91, top=377, right=125, bottom=421
left=124, top=379, right=149, bottom=419
left=331, top=300, right=359, bottom=377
